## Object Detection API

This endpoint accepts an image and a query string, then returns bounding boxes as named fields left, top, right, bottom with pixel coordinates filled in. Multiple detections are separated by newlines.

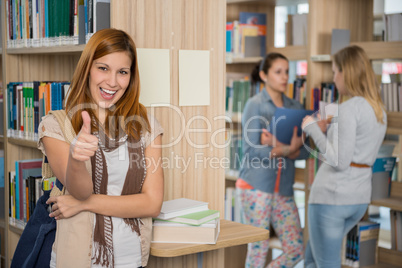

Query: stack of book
left=152, top=198, right=220, bottom=244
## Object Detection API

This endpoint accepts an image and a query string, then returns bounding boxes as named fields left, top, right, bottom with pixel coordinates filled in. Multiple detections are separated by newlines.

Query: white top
left=303, top=97, right=387, bottom=205
left=92, top=143, right=142, bottom=268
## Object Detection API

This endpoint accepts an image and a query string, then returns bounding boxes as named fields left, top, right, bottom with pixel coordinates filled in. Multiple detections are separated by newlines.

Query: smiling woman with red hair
left=38, top=28, right=164, bottom=268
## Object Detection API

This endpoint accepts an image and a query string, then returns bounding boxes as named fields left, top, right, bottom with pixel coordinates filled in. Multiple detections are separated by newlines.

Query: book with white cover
left=156, top=198, right=209, bottom=220
left=152, top=219, right=220, bottom=244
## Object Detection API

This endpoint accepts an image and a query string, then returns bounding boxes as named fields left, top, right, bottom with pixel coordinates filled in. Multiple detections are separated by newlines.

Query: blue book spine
left=45, top=0, right=49, bottom=38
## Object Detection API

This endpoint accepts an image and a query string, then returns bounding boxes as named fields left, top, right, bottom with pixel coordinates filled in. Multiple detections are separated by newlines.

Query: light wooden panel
left=5, top=54, right=80, bottom=82
left=111, top=1, right=226, bottom=267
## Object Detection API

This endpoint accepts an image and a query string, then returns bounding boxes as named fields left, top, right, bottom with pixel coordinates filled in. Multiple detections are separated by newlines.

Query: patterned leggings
left=238, top=188, right=303, bottom=268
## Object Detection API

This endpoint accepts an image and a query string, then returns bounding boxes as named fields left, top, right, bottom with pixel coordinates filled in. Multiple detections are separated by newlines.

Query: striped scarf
left=91, top=126, right=146, bottom=267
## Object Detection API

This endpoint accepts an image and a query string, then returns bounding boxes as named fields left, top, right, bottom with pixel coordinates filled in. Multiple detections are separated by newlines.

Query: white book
left=152, top=219, right=220, bottom=244
left=156, top=198, right=209, bottom=220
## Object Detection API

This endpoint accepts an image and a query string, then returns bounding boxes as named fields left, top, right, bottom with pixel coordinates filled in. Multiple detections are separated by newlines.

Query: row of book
left=6, top=0, right=110, bottom=48
left=6, top=81, right=70, bottom=140
left=381, top=82, right=402, bottom=112
left=226, top=12, right=267, bottom=61
left=341, top=221, right=380, bottom=267
left=152, top=198, right=220, bottom=244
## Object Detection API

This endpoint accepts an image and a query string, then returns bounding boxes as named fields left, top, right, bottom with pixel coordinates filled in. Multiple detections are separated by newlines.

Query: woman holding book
left=236, top=53, right=309, bottom=267
left=38, top=28, right=164, bottom=268
left=302, top=45, right=387, bottom=268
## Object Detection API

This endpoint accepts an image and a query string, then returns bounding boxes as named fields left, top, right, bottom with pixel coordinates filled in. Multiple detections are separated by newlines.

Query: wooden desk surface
left=150, top=219, right=269, bottom=257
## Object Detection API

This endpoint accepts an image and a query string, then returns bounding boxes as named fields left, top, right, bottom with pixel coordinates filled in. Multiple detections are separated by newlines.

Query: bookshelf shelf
left=371, top=197, right=402, bottom=212
left=226, top=56, right=263, bottom=64
left=8, top=138, right=38, bottom=149
left=267, top=46, right=308, bottom=61
left=386, top=112, right=402, bottom=135
left=150, top=220, right=269, bottom=257
left=6, top=44, right=86, bottom=55
left=0, top=135, right=4, bottom=143
left=310, top=54, right=331, bottom=62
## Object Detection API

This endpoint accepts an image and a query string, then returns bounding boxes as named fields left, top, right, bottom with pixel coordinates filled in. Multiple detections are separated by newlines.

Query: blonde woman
left=302, top=45, right=387, bottom=267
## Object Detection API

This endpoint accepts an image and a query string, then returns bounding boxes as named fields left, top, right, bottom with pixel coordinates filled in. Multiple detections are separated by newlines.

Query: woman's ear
left=259, top=70, right=267, bottom=83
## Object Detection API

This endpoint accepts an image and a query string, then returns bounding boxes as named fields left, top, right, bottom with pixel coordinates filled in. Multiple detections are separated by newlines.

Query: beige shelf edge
left=226, top=56, right=263, bottom=64
left=150, top=219, right=269, bottom=257
left=371, top=197, right=402, bottom=212
left=8, top=137, right=38, bottom=149
left=226, top=0, right=276, bottom=4
left=7, top=44, right=86, bottom=55
left=350, top=41, right=402, bottom=60
left=9, top=223, right=24, bottom=236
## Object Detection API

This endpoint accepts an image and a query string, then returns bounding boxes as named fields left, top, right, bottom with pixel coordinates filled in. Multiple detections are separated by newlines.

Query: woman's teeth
left=100, top=87, right=117, bottom=95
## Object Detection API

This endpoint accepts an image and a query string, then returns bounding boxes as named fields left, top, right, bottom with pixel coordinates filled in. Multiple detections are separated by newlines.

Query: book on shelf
left=156, top=198, right=209, bottom=220
left=342, top=221, right=380, bottom=267
left=239, top=12, right=266, bottom=57
left=154, top=209, right=220, bottom=226
left=152, top=218, right=220, bottom=244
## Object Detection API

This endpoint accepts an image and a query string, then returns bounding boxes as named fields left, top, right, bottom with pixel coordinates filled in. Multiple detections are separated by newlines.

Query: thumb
left=81, top=111, right=91, bottom=134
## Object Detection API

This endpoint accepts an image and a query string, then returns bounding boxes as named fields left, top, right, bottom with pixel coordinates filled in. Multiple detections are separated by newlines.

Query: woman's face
left=89, top=51, right=132, bottom=111
left=332, top=62, right=346, bottom=95
left=263, top=58, right=289, bottom=94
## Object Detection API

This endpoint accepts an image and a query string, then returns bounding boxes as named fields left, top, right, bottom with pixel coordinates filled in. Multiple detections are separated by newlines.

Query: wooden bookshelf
left=6, top=44, right=86, bottom=55
left=149, top=220, right=269, bottom=257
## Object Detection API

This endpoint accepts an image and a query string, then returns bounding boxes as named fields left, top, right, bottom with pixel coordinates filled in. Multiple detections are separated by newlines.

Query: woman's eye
left=98, top=67, right=107, bottom=71
left=120, top=70, right=129, bottom=75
